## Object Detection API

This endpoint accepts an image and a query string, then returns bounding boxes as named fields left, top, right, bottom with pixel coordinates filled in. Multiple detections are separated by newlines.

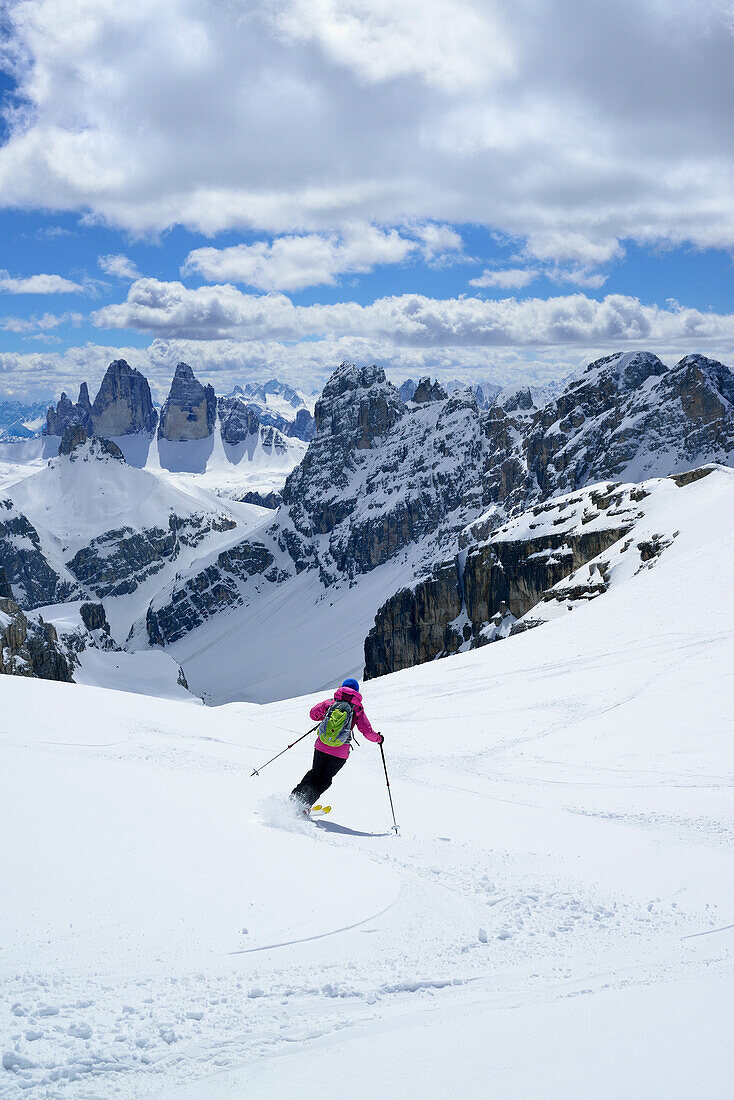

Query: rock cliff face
left=0, top=568, right=75, bottom=681
left=279, top=363, right=497, bottom=580
left=66, top=507, right=236, bottom=600
left=289, top=407, right=316, bottom=441
left=147, top=539, right=282, bottom=646
left=0, top=499, right=79, bottom=609
left=282, top=362, right=405, bottom=550
left=158, top=362, right=216, bottom=441
left=218, top=396, right=261, bottom=445
left=363, top=472, right=690, bottom=678
left=91, top=360, right=158, bottom=437
left=412, top=377, right=447, bottom=404
left=46, top=383, right=93, bottom=437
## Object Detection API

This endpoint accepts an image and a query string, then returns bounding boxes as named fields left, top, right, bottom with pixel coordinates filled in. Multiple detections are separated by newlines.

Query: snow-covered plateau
left=2, top=464, right=733, bottom=1098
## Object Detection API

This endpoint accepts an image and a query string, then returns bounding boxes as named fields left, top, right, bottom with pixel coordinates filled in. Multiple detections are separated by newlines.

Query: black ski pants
left=291, top=748, right=347, bottom=807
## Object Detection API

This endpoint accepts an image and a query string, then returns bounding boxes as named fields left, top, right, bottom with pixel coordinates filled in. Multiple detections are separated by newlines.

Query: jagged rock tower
left=158, top=362, right=217, bottom=442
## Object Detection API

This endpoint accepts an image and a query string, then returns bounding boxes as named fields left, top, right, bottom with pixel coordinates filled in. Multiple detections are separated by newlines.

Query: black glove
left=376, top=732, right=384, bottom=744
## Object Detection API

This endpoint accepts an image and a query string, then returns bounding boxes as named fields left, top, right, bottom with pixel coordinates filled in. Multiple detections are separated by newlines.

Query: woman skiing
left=291, top=678, right=383, bottom=810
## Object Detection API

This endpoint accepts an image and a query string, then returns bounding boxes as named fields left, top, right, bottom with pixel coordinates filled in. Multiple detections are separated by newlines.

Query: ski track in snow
left=2, top=469, right=734, bottom=1097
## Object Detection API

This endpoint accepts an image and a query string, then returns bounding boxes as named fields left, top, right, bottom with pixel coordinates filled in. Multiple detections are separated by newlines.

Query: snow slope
left=162, top=549, right=421, bottom=704
left=2, top=466, right=733, bottom=1097
left=123, top=422, right=306, bottom=498
left=4, top=444, right=267, bottom=645
left=0, top=422, right=306, bottom=503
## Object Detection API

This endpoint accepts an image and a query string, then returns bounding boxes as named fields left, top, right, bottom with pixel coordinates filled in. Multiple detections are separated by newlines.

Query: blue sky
left=1, top=1, right=733, bottom=401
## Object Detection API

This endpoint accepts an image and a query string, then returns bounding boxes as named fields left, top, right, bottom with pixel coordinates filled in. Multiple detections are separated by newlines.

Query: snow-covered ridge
left=0, top=436, right=269, bottom=651
left=132, top=349, right=733, bottom=703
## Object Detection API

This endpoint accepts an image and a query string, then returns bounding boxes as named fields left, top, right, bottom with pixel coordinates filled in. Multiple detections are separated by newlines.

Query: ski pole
left=250, top=726, right=317, bottom=777
left=379, top=741, right=399, bottom=834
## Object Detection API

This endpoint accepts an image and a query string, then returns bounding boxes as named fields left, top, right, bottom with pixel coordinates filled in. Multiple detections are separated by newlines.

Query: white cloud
left=0, top=270, right=84, bottom=294
left=0, top=0, right=733, bottom=263
left=98, top=254, right=141, bottom=280
left=182, top=224, right=462, bottom=291
left=414, top=223, right=465, bottom=261
left=93, top=279, right=734, bottom=352
left=1, top=311, right=82, bottom=334
left=274, top=0, right=515, bottom=92
left=471, top=268, right=540, bottom=290
left=471, top=262, right=609, bottom=291
left=550, top=266, right=608, bottom=290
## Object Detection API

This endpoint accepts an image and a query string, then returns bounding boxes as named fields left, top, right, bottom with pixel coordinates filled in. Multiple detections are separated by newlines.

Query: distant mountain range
left=0, top=349, right=732, bottom=704
left=0, top=400, right=50, bottom=442
left=140, top=350, right=734, bottom=701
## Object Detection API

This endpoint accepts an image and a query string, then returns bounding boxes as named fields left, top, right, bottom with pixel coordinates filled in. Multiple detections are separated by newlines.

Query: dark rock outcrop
left=364, top=478, right=646, bottom=678
left=364, top=561, right=463, bottom=677
left=412, top=377, right=447, bottom=404
left=46, top=383, right=93, bottom=437
left=66, top=512, right=236, bottom=599
left=158, top=362, right=216, bottom=441
left=0, top=567, right=12, bottom=599
left=147, top=540, right=279, bottom=646
left=60, top=432, right=124, bottom=461
left=289, top=407, right=316, bottom=441
left=218, top=395, right=261, bottom=445
left=238, top=490, right=282, bottom=509
left=59, top=423, right=88, bottom=455
left=79, top=601, right=110, bottom=633
left=91, top=360, right=158, bottom=437
left=0, top=499, right=79, bottom=609
left=0, top=571, right=75, bottom=682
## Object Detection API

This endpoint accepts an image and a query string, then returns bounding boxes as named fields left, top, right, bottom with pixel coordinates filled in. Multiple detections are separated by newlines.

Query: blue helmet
left=342, top=678, right=360, bottom=692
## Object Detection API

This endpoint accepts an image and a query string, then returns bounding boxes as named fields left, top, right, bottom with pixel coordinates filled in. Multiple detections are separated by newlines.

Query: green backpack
left=318, top=700, right=355, bottom=747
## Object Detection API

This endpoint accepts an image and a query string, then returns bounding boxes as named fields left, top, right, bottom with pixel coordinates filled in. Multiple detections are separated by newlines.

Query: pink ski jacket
left=310, top=686, right=380, bottom=759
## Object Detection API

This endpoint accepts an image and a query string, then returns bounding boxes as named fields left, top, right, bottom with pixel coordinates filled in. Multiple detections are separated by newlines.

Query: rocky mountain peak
left=560, top=350, right=667, bottom=416
left=413, top=377, right=447, bottom=404
left=217, top=395, right=262, bottom=445
left=46, top=383, right=94, bottom=438
left=243, top=378, right=304, bottom=408
left=281, top=362, right=404, bottom=547
left=496, top=385, right=538, bottom=413
left=289, top=407, right=316, bottom=442
left=229, top=377, right=315, bottom=440
left=158, top=362, right=216, bottom=442
left=77, top=381, right=92, bottom=414
left=311, top=362, right=403, bottom=450
left=91, top=359, right=158, bottom=437
left=661, top=354, right=734, bottom=426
